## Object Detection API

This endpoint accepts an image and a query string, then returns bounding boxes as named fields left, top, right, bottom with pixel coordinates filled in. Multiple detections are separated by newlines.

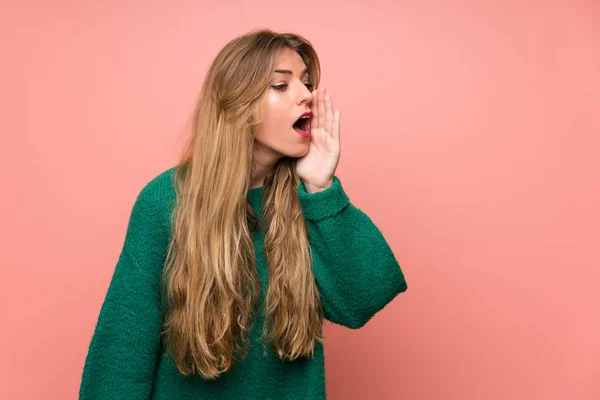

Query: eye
left=271, top=84, right=288, bottom=91
left=270, top=82, right=315, bottom=92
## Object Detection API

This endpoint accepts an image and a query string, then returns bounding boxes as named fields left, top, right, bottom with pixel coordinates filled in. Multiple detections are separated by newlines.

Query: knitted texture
left=80, top=167, right=407, bottom=399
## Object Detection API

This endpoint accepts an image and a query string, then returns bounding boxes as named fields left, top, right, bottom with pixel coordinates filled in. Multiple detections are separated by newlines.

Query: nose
left=298, top=84, right=313, bottom=106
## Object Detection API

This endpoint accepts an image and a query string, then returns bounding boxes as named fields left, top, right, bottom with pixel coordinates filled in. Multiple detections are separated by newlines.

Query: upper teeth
left=300, top=116, right=310, bottom=119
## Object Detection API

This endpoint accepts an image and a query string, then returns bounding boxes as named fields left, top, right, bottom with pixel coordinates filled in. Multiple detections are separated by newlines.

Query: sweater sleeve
left=298, top=176, right=408, bottom=329
left=79, top=181, right=171, bottom=399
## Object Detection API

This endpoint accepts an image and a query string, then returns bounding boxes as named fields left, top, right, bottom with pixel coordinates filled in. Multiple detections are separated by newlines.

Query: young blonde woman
left=79, top=29, right=408, bottom=399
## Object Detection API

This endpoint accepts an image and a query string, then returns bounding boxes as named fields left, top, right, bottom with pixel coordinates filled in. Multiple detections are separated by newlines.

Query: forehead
left=273, top=47, right=309, bottom=76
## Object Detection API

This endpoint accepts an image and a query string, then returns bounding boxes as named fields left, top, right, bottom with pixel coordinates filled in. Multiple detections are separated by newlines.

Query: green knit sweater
left=79, top=166, right=407, bottom=400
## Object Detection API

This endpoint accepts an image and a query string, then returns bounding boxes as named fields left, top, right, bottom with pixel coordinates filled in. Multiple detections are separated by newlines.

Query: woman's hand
left=296, top=87, right=341, bottom=193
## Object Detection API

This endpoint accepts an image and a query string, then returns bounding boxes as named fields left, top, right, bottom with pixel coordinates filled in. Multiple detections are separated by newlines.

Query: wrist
left=304, top=179, right=334, bottom=194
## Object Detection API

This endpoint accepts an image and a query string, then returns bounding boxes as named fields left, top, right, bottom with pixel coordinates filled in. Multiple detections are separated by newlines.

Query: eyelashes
left=271, top=83, right=315, bottom=92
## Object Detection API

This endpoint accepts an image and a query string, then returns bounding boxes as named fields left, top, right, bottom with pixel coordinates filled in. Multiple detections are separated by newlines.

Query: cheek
left=263, top=96, right=288, bottom=126
left=254, top=95, right=309, bottom=157
left=255, top=114, right=309, bottom=157
left=257, top=99, right=289, bottom=140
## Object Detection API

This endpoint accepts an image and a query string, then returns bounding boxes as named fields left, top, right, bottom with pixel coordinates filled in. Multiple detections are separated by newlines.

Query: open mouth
left=293, top=113, right=312, bottom=137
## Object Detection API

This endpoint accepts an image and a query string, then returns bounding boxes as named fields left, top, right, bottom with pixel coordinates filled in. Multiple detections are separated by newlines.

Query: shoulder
left=123, top=166, right=179, bottom=265
left=128, top=166, right=179, bottom=238
left=138, top=165, right=178, bottom=203
left=135, top=165, right=178, bottom=213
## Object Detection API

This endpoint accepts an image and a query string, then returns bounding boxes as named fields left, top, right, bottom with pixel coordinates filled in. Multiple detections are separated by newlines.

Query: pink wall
left=2, top=1, right=599, bottom=399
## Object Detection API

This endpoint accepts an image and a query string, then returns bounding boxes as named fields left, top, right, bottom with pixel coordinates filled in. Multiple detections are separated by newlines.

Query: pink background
left=2, top=1, right=599, bottom=399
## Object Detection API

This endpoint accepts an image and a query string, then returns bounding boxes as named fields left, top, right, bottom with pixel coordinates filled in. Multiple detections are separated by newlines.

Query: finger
left=318, top=87, right=326, bottom=132
left=310, top=89, right=318, bottom=130
left=332, top=109, right=341, bottom=143
left=325, top=93, right=334, bottom=135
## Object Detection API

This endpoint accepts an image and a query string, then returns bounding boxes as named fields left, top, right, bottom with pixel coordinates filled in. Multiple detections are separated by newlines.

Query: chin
left=286, top=143, right=310, bottom=158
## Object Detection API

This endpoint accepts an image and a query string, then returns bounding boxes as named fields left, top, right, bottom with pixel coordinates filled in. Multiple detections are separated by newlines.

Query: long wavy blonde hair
left=160, top=29, right=324, bottom=379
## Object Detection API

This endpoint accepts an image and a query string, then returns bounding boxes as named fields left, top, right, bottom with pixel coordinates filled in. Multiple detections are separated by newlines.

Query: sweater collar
left=247, top=186, right=264, bottom=210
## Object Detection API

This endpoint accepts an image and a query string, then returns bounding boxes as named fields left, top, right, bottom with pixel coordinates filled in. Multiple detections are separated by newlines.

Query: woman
left=79, top=29, right=407, bottom=399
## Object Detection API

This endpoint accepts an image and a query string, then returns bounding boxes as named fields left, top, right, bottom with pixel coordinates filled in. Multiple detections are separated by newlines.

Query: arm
left=298, top=176, right=408, bottom=329
left=79, top=180, right=171, bottom=399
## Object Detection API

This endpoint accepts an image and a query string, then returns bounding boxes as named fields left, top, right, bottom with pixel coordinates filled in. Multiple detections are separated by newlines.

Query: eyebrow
left=274, top=68, right=309, bottom=77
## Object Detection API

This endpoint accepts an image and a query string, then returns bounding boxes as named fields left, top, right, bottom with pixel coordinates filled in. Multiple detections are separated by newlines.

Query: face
left=255, top=47, right=315, bottom=162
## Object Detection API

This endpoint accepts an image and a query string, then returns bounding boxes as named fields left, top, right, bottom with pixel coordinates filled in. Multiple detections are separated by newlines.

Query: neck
left=250, top=143, right=281, bottom=189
